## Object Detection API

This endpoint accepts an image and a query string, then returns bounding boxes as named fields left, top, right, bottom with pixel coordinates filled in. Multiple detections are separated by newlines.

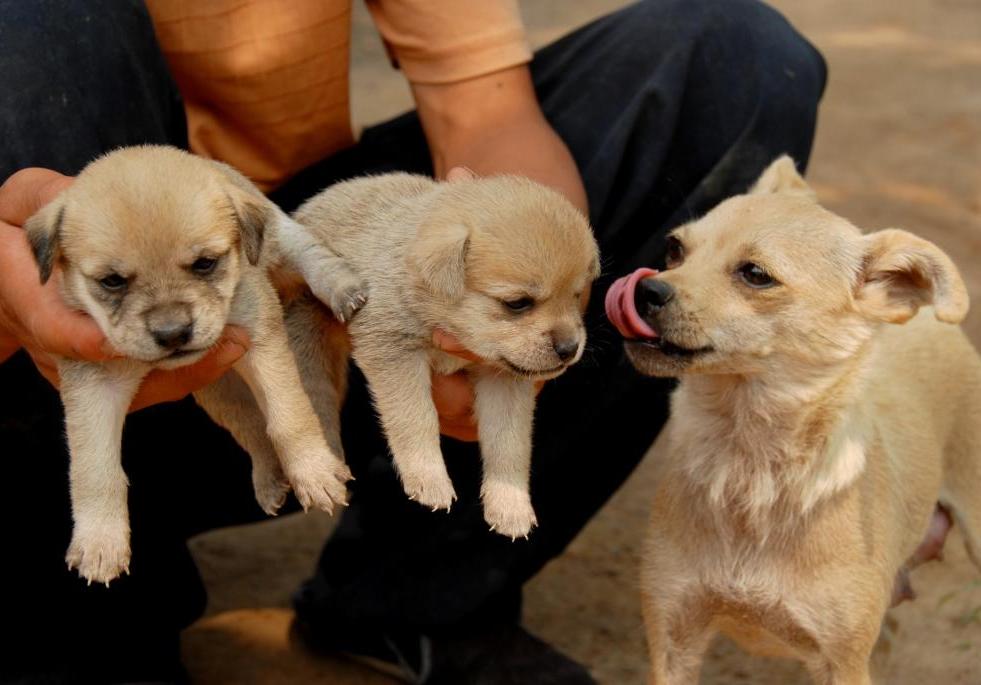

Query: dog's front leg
left=235, top=322, right=351, bottom=514
left=60, top=359, right=146, bottom=585
left=356, top=346, right=456, bottom=510
left=473, top=372, right=537, bottom=539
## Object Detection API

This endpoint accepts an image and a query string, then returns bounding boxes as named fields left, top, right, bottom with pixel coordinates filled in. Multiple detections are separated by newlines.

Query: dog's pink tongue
left=605, top=268, right=659, bottom=340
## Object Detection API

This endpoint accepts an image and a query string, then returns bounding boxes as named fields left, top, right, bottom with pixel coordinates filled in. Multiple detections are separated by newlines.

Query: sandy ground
left=183, top=1, right=981, bottom=682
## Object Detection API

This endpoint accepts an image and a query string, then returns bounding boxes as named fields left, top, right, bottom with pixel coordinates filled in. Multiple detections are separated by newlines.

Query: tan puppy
left=285, top=173, right=600, bottom=539
left=24, top=146, right=362, bottom=584
left=610, top=157, right=981, bottom=683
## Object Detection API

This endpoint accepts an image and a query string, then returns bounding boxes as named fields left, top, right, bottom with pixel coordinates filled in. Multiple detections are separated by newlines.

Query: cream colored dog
left=25, top=146, right=362, bottom=585
left=282, top=173, right=600, bottom=539
left=608, top=157, right=981, bottom=683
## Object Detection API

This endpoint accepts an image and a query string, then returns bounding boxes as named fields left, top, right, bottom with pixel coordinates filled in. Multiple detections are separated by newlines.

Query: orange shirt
left=145, top=1, right=532, bottom=191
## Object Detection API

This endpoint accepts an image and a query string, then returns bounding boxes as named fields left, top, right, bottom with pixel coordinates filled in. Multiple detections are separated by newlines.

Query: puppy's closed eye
left=502, top=296, right=535, bottom=313
left=190, top=255, right=220, bottom=276
left=98, top=273, right=129, bottom=293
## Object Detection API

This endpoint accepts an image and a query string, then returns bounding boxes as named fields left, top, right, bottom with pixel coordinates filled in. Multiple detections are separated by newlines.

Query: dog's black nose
left=634, top=277, right=674, bottom=319
left=553, top=338, right=579, bottom=362
left=151, top=322, right=193, bottom=350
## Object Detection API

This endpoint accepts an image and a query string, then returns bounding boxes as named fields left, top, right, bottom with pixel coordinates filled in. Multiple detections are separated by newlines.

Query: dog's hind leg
left=282, top=295, right=350, bottom=461
left=940, top=382, right=981, bottom=571
left=194, top=372, right=290, bottom=516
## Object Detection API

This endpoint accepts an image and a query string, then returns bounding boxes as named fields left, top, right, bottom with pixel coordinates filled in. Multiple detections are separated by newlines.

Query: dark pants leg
left=0, top=2, right=270, bottom=682
left=283, top=0, right=827, bottom=635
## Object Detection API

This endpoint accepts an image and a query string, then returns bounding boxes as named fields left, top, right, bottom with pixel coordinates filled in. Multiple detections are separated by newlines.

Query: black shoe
left=292, top=618, right=596, bottom=685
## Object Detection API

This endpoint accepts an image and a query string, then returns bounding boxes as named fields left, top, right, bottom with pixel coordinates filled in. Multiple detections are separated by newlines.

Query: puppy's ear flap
left=407, top=222, right=470, bottom=301
left=750, top=156, right=815, bottom=199
left=23, top=201, right=66, bottom=284
left=224, top=187, right=270, bottom=266
left=856, top=229, right=969, bottom=324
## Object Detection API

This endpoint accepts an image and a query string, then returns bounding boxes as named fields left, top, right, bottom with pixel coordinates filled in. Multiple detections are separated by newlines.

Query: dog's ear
left=224, top=186, right=270, bottom=266
left=23, top=200, right=66, bottom=284
left=856, top=229, right=969, bottom=324
left=407, top=221, right=470, bottom=301
left=750, top=156, right=815, bottom=198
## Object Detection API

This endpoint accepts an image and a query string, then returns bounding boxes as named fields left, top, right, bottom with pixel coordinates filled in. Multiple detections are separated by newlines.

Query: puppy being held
left=287, top=172, right=599, bottom=539
left=606, top=157, right=981, bottom=683
left=25, top=146, right=362, bottom=585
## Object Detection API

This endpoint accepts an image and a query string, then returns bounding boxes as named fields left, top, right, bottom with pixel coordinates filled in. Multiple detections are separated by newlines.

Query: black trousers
left=0, top=0, right=826, bottom=681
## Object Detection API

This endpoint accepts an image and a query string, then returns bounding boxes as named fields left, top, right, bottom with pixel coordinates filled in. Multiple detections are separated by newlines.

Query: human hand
left=431, top=326, right=544, bottom=443
left=0, top=167, right=250, bottom=411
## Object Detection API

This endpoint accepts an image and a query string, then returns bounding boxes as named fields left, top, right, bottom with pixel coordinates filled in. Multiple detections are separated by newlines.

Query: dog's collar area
left=634, top=338, right=712, bottom=358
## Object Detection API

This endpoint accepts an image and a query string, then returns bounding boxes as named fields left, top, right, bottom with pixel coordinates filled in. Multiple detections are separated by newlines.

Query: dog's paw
left=288, top=454, right=352, bottom=515
left=400, top=462, right=457, bottom=512
left=311, top=275, right=368, bottom=324
left=65, top=525, right=132, bottom=586
left=482, top=482, right=537, bottom=540
left=252, top=465, right=292, bottom=516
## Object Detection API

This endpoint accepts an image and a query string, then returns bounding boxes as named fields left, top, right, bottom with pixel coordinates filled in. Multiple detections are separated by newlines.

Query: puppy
left=606, top=157, right=981, bottom=683
left=283, top=173, right=600, bottom=538
left=24, top=146, right=362, bottom=584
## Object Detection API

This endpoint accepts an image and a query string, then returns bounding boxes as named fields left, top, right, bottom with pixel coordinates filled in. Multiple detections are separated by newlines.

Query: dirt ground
left=183, top=1, right=981, bottom=682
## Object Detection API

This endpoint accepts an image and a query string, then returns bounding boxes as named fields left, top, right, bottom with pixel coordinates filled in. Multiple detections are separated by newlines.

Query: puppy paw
left=482, top=482, right=537, bottom=540
left=400, top=463, right=457, bottom=512
left=66, top=525, right=132, bottom=586
left=252, top=466, right=292, bottom=516
left=312, top=276, right=369, bottom=323
left=288, top=455, right=352, bottom=515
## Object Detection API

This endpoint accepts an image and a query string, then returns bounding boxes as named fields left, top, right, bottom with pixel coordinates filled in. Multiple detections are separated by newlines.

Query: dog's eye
left=98, top=273, right=128, bottom=292
left=738, top=263, right=778, bottom=288
left=191, top=256, right=218, bottom=275
left=665, top=236, right=685, bottom=268
left=503, top=297, right=535, bottom=313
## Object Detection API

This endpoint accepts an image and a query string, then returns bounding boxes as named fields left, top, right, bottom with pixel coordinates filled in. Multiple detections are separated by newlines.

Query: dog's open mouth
left=632, top=338, right=712, bottom=359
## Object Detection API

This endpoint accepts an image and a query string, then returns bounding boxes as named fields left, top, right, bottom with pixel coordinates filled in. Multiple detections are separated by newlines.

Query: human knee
left=620, top=0, right=826, bottom=104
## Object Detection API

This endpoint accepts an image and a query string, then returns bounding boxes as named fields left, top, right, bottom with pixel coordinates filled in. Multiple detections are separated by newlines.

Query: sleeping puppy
left=286, top=173, right=600, bottom=539
left=606, top=157, right=981, bottom=683
left=24, top=146, right=362, bottom=585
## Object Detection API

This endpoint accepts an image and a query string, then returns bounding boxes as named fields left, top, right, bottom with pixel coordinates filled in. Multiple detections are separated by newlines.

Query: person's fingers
left=445, top=166, right=478, bottom=183
left=0, top=168, right=73, bottom=225
left=432, top=370, right=479, bottom=442
left=129, top=327, right=250, bottom=412
left=440, top=420, right=479, bottom=443
left=432, top=328, right=483, bottom=364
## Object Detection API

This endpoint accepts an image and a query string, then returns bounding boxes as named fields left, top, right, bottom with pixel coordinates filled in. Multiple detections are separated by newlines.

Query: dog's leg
left=276, top=217, right=368, bottom=323
left=641, top=589, right=709, bottom=685
left=283, top=295, right=350, bottom=460
left=472, top=372, right=537, bottom=539
left=356, top=346, right=456, bottom=510
left=940, top=389, right=981, bottom=570
left=234, top=285, right=352, bottom=513
left=193, top=372, right=290, bottom=516
left=60, top=359, right=146, bottom=585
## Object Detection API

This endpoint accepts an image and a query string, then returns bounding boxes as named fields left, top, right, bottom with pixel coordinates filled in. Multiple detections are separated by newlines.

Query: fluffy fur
left=25, top=146, right=362, bottom=584
left=626, top=157, right=981, bottom=683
